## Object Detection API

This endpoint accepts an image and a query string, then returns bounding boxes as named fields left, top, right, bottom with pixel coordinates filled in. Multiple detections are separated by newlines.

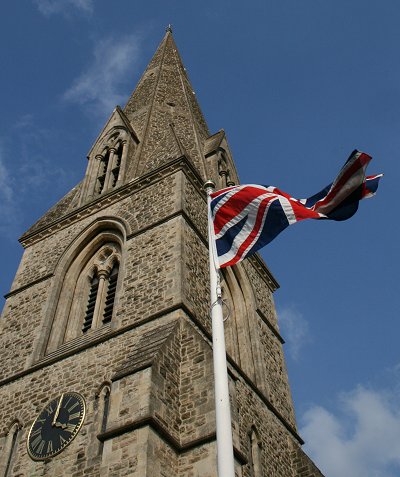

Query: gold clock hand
left=52, top=394, right=64, bottom=426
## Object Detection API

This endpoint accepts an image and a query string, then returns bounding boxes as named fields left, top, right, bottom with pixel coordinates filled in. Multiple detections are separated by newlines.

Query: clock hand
left=52, top=393, right=64, bottom=426
left=54, top=421, right=68, bottom=429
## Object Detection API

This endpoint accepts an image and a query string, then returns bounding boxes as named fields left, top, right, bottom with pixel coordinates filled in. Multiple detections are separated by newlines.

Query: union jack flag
left=209, top=150, right=382, bottom=268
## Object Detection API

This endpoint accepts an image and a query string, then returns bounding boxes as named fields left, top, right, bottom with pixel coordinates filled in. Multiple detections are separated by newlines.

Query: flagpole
left=204, top=180, right=235, bottom=477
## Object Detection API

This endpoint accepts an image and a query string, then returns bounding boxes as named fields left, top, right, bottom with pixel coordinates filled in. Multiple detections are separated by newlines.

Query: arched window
left=100, top=387, right=111, bottom=434
left=103, top=263, right=119, bottom=324
left=96, top=150, right=110, bottom=194
left=0, top=422, right=21, bottom=477
left=45, top=239, right=122, bottom=354
left=221, top=265, right=266, bottom=388
left=249, top=427, right=262, bottom=477
left=83, top=273, right=100, bottom=332
left=94, top=140, right=126, bottom=196
left=94, top=383, right=111, bottom=456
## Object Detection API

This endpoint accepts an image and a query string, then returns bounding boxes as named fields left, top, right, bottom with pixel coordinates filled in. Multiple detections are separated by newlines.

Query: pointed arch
left=249, top=426, right=262, bottom=477
left=94, top=381, right=112, bottom=456
left=80, top=106, right=139, bottom=204
left=221, top=264, right=269, bottom=394
left=0, top=420, right=22, bottom=477
left=35, top=218, right=127, bottom=358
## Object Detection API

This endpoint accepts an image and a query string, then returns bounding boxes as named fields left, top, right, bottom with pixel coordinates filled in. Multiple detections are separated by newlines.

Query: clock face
left=27, top=392, right=86, bottom=461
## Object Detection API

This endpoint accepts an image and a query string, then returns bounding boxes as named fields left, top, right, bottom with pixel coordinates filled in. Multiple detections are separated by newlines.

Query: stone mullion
left=91, top=271, right=108, bottom=329
left=116, top=141, right=128, bottom=187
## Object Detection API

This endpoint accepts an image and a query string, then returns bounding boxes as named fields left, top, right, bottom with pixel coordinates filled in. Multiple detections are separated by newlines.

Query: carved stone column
left=92, top=270, right=108, bottom=329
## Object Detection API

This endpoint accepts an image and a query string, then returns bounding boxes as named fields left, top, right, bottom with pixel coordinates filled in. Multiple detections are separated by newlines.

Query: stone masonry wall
left=0, top=315, right=180, bottom=477
left=290, top=442, right=325, bottom=477
left=236, top=379, right=296, bottom=477
left=257, top=318, right=296, bottom=429
left=11, top=174, right=178, bottom=292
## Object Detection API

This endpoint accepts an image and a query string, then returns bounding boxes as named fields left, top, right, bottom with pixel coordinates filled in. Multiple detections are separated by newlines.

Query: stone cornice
left=19, top=155, right=205, bottom=248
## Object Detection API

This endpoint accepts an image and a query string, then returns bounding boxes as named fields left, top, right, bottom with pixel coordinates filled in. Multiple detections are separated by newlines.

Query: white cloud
left=0, top=120, right=70, bottom=239
left=278, top=305, right=312, bottom=360
left=63, top=35, right=142, bottom=116
left=301, top=386, right=400, bottom=477
left=33, top=0, right=93, bottom=16
left=0, top=147, right=20, bottom=239
left=17, top=156, right=68, bottom=192
left=0, top=156, right=14, bottom=203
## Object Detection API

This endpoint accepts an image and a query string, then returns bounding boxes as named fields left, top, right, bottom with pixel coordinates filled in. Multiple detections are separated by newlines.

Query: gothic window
left=249, top=427, right=262, bottom=477
left=93, top=137, right=126, bottom=197
left=95, top=383, right=111, bottom=456
left=97, top=150, right=110, bottom=194
left=45, top=239, right=122, bottom=354
left=221, top=265, right=269, bottom=395
left=76, top=245, right=120, bottom=336
left=103, top=263, right=119, bottom=324
left=111, top=142, right=123, bottom=188
left=1, top=422, right=21, bottom=477
left=218, top=151, right=235, bottom=188
left=82, top=273, right=100, bottom=332
left=100, top=387, right=110, bottom=433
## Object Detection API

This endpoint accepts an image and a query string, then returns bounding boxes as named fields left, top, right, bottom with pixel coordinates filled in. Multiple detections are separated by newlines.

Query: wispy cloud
left=301, top=385, right=400, bottom=477
left=0, top=145, right=21, bottom=239
left=278, top=305, right=312, bottom=360
left=0, top=117, right=70, bottom=239
left=63, top=34, right=142, bottom=116
left=33, top=0, right=93, bottom=16
left=0, top=155, right=14, bottom=203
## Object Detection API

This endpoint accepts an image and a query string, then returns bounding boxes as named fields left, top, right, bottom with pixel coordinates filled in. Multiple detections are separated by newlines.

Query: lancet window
left=45, top=238, right=122, bottom=354
left=1, top=422, right=21, bottom=477
left=80, top=245, right=120, bottom=334
left=95, top=383, right=111, bottom=456
left=95, top=141, right=124, bottom=195
left=249, top=427, right=262, bottom=477
left=218, top=151, right=235, bottom=188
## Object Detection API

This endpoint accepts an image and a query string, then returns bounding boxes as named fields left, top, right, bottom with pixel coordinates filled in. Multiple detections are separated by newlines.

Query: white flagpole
left=204, top=180, right=235, bottom=477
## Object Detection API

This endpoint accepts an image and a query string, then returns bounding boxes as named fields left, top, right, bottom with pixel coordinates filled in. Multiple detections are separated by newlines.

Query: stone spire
left=123, top=29, right=210, bottom=180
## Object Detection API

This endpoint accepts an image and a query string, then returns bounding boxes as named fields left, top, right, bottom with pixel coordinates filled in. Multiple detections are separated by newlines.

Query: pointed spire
left=123, top=30, right=210, bottom=180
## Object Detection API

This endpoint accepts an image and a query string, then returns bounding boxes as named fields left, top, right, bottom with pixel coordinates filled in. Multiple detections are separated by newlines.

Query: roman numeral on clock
left=68, top=401, right=80, bottom=413
left=69, top=411, right=80, bottom=421
left=47, top=440, right=53, bottom=454
left=65, top=424, right=76, bottom=433
left=30, top=427, right=41, bottom=438
left=31, top=435, right=45, bottom=453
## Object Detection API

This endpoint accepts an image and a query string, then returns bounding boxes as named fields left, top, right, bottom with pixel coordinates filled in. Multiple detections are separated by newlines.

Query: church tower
left=0, top=29, right=324, bottom=477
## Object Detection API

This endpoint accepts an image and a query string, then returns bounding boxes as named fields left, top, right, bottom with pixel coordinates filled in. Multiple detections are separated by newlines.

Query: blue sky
left=1, top=2, right=399, bottom=475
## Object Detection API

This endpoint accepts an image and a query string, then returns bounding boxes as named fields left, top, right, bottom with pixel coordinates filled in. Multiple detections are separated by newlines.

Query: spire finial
left=166, top=24, right=173, bottom=33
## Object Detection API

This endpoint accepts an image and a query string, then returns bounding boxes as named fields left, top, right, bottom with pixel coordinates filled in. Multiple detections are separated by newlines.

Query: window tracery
left=45, top=238, right=122, bottom=354
left=86, top=128, right=130, bottom=200
left=78, top=244, right=121, bottom=335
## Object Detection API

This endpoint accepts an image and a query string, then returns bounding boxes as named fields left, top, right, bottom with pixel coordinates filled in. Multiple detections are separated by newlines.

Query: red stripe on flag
left=222, top=195, right=274, bottom=267
left=313, top=152, right=371, bottom=210
left=213, top=186, right=270, bottom=235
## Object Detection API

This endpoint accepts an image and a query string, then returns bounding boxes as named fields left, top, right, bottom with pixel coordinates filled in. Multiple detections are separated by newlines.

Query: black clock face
left=27, top=392, right=86, bottom=460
